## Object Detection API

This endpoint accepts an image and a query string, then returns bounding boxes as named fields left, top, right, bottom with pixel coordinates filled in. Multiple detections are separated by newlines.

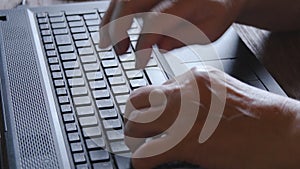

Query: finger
left=99, top=0, right=116, bottom=48
left=131, top=136, right=176, bottom=169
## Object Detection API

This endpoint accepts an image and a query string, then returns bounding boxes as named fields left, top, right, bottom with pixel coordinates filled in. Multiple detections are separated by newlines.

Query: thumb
left=131, top=136, right=176, bottom=169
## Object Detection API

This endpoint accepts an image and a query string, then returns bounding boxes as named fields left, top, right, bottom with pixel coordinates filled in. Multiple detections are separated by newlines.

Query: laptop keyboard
left=36, top=10, right=165, bottom=169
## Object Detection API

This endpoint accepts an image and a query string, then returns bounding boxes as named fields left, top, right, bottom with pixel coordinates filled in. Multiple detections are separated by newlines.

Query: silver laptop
left=0, top=1, right=286, bottom=169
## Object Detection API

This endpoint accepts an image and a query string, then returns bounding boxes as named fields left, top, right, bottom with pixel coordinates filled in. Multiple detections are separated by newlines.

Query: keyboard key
left=79, top=116, right=98, bottom=127
left=68, top=132, right=80, bottom=142
left=86, top=72, right=103, bottom=80
left=76, top=106, right=94, bottom=116
left=84, top=14, right=98, bottom=20
left=53, top=28, right=68, bottom=35
left=71, top=27, right=86, bottom=34
left=107, top=130, right=124, bottom=141
left=52, top=72, right=62, bottom=79
left=63, top=61, right=79, bottom=69
left=76, top=164, right=88, bottom=169
left=63, top=113, right=75, bottom=123
left=43, top=36, right=53, bottom=43
left=88, top=26, right=99, bottom=32
left=71, top=87, right=87, bottom=96
left=92, top=90, right=110, bottom=99
left=82, top=126, right=101, bottom=138
left=66, top=69, right=82, bottom=78
left=61, top=104, right=72, bottom=113
left=112, top=85, right=129, bottom=95
left=99, top=109, right=118, bottom=119
left=48, top=57, right=59, bottom=64
left=73, top=33, right=89, bottom=41
left=105, top=67, right=122, bottom=77
left=98, top=51, right=115, bottom=60
left=96, top=99, right=113, bottom=109
left=67, top=15, right=81, bottom=22
left=110, top=141, right=130, bottom=153
left=108, top=76, right=126, bottom=85
left=81, top=55, right=97, bottom=63
left=103, top=119, right=122, bottom=129
left=73, top=153, right=86, bottom=164
left=50, top=16, right=64, bottom=23
left=145, top=67, right=167, bottom=85
left=83, top=63, right=100, bottom=72
left=89, top=81, right=106, bottom=90
left=78, top=47, right=93, bottom=55
left=41, top=30, right=51, bottom=36
left=68, top=78, right=85, bottom=87
left=48, top=12, right=63, bottom=17
left=45, top=44, right=55, bottom=50
left=122, top=62, right=135, bottom=70
left=69, top=21, right=84, bottom=27
left=40, top=24, right=49, bottom=30
left=75, top=40, right=91, bottom=48
left=115, top=155, right=131, bottom=169
left=115, top=95, right=129, bottom=104
left=52, top=22, right=67, bottom=29
left=102, top=60, right=118, bottom=68
left=71, top=142, right=83, bottom=152
left=89, top=150, right=110, bottom=162
left=56, top=88, right=67, bottom=96
left=37, top=12, right=47, bottom=18
left=93, top=162, right=113, bottom=169
left=90, top=32, right=99, bottom=44
left=130, top=79, right=147, bottom=88
left=86, top=19, right=100, bottom=26
left=58, top=45, right=74, bottom=53
left=119, top=105, right=126, bottom=115
left=86, top=137, right=105, bottom=150
left=125, top=70, right=143, bottom=79
left=54, top=79, right=64, bottom=87
left=47, top=50, right=57, bottom=57
left=55, top=35, right=72, bottom=45
left=65, top=123, right=77, bottom=132
left=61, top=53, right=77, bottom=61
left=119, top=53, right=135, bottom=62
left=73, top=96, right=91, bottom=106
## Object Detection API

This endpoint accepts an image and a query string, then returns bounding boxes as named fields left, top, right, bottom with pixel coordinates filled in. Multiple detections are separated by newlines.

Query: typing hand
left=99, top=0, right=245, bottom=68
left=123, top=67, right=297, bottom=169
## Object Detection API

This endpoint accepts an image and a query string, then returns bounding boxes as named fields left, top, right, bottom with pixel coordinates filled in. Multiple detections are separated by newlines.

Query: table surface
left=1, top=0, right=300, bottom=100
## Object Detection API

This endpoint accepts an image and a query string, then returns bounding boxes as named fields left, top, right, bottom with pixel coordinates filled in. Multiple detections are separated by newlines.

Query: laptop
left=0, top=1, right=286, bottom=169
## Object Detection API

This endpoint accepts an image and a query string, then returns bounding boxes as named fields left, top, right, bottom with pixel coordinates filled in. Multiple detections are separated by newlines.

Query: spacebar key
left=145, top=67, right=167, bottom=85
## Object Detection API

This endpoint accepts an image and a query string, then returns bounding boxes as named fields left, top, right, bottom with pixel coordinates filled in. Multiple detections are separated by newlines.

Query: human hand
left=123, top=66, right=299, bottom=169
left=99, top=0, right=246, bottom=68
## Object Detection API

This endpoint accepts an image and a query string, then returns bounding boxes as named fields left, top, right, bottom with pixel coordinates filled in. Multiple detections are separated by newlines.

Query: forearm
left=236, top=0, right=300, bottom=31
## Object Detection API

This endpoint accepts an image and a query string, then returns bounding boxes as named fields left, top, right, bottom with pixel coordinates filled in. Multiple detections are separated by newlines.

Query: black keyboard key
left=76, top=106, right=94, bottom=116
left=110, top=141, right=130, bottom=153
left=82, top=126, right=101, bottom=138
left=81, top=55, right=97, bottom=63
left=98, top=51, right=115, bottom=60
left=63, top=113, right=75, bottom=123
left=83, top=63, right=100, bottom=72
left=63, top=61, right=79, bottom=69
left=107, top=130, right=124, bottom=141
left=52, top=22, right=67, bottom=29
left=73, top=33, right=89, bottom=41
left=99, top=109, right=118, bottom=119
left=53, top=28, right=68, bottom=35
left=43, top=36, right=53, bottom=43
left=54, top=79, right=64, bottom=87
left=86, top=137, right=105, bottom=150
left=55, top=35, right=72, bottom=45
left=58, top=45, right=74, bottom=53
left=59, top=96, right=70, bottom=104
left=71, top=87, right=88, bottom=96
left=61, top=104, right=72, bottom=113
left=71, top=142, right=83, bottom=153
left=75, top=40, right=91, bottom=48
left=79, top=116, right=98, bottom=127
left=93, top=162, right=113, bottom=169
left=68, top=132, right=80, bottom=142
left=69, top=21, right=84, bottom=27
left=96, top=99, right=113, bottom=109
left=73, top=96, right=91, bottom=106
left=89, top=150, right=110, bottom=162
left=73, top=153, right=86, bottom=164
left=102, top=60, right=118, bottom=68
left=71, top=27, right=86, bottom=34
left=66, top=69, right=82, bottom=78
left=130, top=79, right=147, bottom=88
left=89, top=81, right=106, bottom=90
left=108, top=76, right=126, bottom=85
left=67, top=15, right=81, bottom=22
left=68, top=78, right=85, bottom=87
left=105, top=67, right=122, bottom=77
left=56, top=88, right=67, bottom=96
left=78, top=47, right=93, bottom=55
left=86, top=72, right=103, bottom=80
left=92, top=90, right=110, bottom=99
left=103, top=119, right=122, bottom=129
left=65, top=123, right=77, bottom=132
